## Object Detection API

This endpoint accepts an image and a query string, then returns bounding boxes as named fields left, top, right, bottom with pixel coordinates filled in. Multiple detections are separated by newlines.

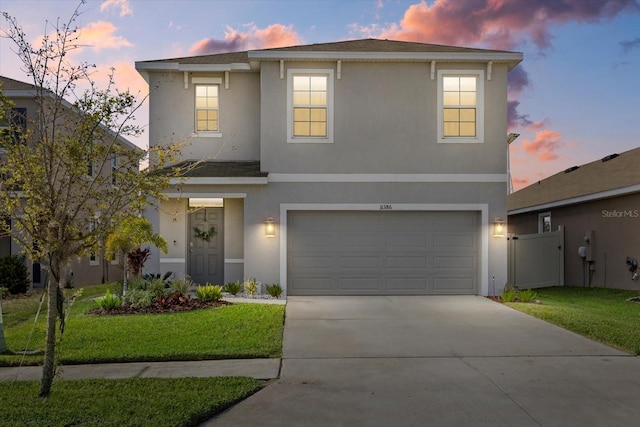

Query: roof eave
left=134, top=62, right=252, bottom=73
left=248, top=50, right=523, bottom=69
left=508, top=183, right=640, bottom=215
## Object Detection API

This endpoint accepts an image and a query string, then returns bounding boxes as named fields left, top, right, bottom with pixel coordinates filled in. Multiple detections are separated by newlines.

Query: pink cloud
left=79, top=21, right=133, bottom=51
left=365, top=0, right=638, bottom=52
left=100, top=0, right=133, bottom=17
left=522, top=129, right=564, bottom=161
left=189, top=24, right=301, bottom=55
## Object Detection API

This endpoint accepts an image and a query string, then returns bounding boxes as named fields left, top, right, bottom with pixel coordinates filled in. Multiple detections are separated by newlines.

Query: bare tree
left=0, top=3, right=181, bottom=397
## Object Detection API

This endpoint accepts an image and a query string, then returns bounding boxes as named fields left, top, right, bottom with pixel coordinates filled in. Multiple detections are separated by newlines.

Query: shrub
left=518, top=288, right=538, bottom=303
left=224, top=281, right=243, bottom=296
left=171, top=277, right=193, bottom=296
left=196, top=284, right=223, bottom=302
left=0, top=254, right=30, bottom=294
left=244, top=278, right=258, bottom=297
left=95, top=289, right=123, bottom=311
left=501, top=289, right=519, bottom=303
left=265, top=283, right=283, bottom=299
left=124, top=288, right=155, bottom=309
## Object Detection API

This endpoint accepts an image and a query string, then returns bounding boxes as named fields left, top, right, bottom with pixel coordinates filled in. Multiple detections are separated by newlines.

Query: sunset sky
left=1, top=0, right=639, bottom=191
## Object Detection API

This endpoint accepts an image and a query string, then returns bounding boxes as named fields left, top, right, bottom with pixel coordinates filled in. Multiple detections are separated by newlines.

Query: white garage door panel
left=287, top=211, right=479, bottom=295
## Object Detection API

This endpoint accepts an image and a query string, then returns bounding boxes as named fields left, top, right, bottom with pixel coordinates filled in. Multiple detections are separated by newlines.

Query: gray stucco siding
left=260, top=61, right=509, bottom=175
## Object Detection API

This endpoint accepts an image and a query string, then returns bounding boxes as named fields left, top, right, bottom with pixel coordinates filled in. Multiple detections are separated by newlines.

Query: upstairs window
left=195, top=84, right=219, bottom=132
left=287, top=69, right=334, bottom=143
left=0, top=107, right=27, bottom=145
left=438, top=70, right=484, bottom=143
left=111, top=155, right=118, bottom=186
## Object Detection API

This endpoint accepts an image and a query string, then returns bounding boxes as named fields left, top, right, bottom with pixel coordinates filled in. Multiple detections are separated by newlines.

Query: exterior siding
left=260, top=61, right=509, bottom=174
left=509, top=192, right=640, bottom=290
left=148, top=72, right=260, bottom=162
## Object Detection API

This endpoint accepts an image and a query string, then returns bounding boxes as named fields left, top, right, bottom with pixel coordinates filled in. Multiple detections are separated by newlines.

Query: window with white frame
left=437, top=70, right=484, bottom=143
left=287, top=69, right=334, bottom=143
left=195, top=84, right=219, bottom=132
left=538, top=212, right=551, bottom=233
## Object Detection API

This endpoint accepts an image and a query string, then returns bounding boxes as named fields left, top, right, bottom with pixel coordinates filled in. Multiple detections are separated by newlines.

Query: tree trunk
left=0, top=293, right=7, bottom=354
left=39, top=275, right=58, bottom=397
left=39, top=260, right=65, bottom=398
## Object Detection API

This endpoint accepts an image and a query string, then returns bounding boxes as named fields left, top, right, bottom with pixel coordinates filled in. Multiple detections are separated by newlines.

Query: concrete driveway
left=206, top=296, right=640, bottom=426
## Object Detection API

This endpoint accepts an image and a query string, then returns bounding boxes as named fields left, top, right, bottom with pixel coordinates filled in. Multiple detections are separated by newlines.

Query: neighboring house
left=136, top=38, right=523, bottom=296
left=508, top=147, right=640, bottom=290
left=0, top=75, right=141, bottom=287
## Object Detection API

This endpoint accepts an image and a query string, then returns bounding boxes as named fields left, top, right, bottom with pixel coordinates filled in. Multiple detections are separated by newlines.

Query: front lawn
left=505, top=286, right=640, bottom=354
left=1, top=283, right=285, bottom=365
left=0, top=377, right=262, bottom=426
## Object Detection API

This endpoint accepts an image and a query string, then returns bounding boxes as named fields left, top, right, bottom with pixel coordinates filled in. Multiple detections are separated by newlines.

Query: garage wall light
left=492, top=218, right=505, bottom=238
left=264, top=217, right=276, bottom=238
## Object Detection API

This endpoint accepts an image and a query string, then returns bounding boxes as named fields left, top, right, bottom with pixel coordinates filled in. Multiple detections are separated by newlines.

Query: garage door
left=287, top=211, right=479, bottom=295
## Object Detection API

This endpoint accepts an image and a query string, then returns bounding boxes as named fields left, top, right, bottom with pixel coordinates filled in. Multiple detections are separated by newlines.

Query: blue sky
left=1, top=0, right=639, bottom=190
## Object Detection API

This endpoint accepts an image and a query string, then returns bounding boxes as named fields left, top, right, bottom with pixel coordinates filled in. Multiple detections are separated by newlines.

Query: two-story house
left=0, top=75, right=141, bottom=287
left=136, top=39, right=523, bottom=296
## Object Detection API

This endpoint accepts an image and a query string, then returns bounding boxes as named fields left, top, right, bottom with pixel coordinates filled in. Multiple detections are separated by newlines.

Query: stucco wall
left=147, top=72, right=260, bottom=162
left=259, top=61, right=509, bottom=175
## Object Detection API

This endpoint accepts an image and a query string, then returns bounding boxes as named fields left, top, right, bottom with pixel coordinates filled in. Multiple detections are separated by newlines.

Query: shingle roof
left=0, top=75, right=37, bottom=91
left=136, top=38, right=522, bottom=67
left=508, top=147, right=640, bottom=212
left=251, top=38, right=513, bottom=55
left=166, top=161, right=267, bottom=178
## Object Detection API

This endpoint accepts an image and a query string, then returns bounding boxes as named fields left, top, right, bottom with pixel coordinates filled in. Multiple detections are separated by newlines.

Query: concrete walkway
left=0, top=358, right=280, bottom=382
left=205, top=296, right=640, bottom=427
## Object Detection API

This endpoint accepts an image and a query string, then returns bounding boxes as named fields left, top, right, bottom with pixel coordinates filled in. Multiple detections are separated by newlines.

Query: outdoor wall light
left=492, top=218, right=505, bottom=238
left=264, top=217, right=276, bottom=238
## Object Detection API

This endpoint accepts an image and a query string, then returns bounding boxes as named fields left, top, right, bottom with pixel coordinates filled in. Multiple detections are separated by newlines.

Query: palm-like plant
left=106, top=216, right=168, bottom=295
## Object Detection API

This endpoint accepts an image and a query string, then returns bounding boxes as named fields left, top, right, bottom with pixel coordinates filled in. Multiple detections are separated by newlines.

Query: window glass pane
left=460, top=77, right=476, bottom=91
left=310, top=108, right=326, bottom=121
left=310, top=92, right=327, bottom=105
left=310, top=76, right=326, bottom=91
left=459, top=108, right=476, bottom=122
left=310, top=122, right=327, bottom=136
left=207, top=97, right=219, bottom=108
left=443, top=92, right=460, bottom=105
left=293, top=92, right=310, bottom=105
left=459, top=123, right=476, bottom=136
left=197, top=121, right=207, bottom=131
left=443, top=109, right=459, bottom=121
left=294, top=122, right=310, bottom=136
left=196, top=110, right=208, bottom=120
left=294, top=108, right=310, bottom=121
left=460, top=92, right=476, bottom=105
left=443, top=122, right=459, bottom=136
left=443, top=77, right=459, bottom=91
left=195, top=86, right=208, bottom=97
left=293, top=76, right=310, bottom=91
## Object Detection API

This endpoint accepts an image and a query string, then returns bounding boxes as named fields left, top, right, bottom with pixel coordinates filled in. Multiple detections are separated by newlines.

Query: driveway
left=205, top=296, right=640, bottom=426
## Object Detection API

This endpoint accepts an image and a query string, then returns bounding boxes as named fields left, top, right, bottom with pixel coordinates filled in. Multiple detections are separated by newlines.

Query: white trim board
left=279, top=203, right=489, bottom=296
left=269, top=174, right=507, bottom=183
left=160, top=258, right=186, bottom=263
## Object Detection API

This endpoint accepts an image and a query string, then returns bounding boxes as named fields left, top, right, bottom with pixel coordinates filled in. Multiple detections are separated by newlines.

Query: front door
left=188, top=208, right=224, bottom=285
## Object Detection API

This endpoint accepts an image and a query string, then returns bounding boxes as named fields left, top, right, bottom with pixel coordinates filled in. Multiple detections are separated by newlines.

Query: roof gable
left=135, top=38, right=523, bottom=72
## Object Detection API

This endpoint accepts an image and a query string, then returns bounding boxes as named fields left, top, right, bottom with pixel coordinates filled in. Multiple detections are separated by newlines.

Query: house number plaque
left=379, top=204, right=393, bottom=210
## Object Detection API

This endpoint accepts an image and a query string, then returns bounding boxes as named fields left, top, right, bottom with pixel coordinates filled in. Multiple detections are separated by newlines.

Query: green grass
left=506, top=286, right=640, bottom=354
left=1, top=283, right=285, bottom=366
left=0, top=377, right=262, bottom=426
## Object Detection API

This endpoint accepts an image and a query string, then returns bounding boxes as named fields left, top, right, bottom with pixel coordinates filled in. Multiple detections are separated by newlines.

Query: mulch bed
left=87, top=299, right=232, bottom=315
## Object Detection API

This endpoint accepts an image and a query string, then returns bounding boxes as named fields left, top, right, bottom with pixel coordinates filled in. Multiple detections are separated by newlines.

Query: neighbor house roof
left=508, top=147, right=640, bottom=214
left=135, top=38, right=523, bottom=73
